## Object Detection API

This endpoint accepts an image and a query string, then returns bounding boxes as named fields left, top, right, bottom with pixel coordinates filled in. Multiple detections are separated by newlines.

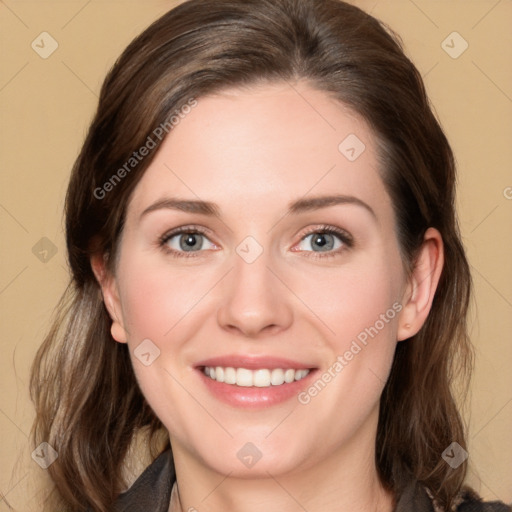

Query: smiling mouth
left=202, top=366, right=311, bottom=387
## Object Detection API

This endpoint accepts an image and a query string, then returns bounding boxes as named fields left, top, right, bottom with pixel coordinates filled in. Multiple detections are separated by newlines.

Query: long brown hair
left=30, top=0, right=473, bottom=510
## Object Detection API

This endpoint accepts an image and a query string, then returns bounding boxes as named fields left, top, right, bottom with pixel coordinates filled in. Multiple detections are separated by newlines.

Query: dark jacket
left=113, top=450, right=511, bottom=512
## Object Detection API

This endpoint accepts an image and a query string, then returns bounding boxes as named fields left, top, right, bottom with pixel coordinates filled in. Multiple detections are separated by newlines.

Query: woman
left=30, top=0, right=511, bottom=511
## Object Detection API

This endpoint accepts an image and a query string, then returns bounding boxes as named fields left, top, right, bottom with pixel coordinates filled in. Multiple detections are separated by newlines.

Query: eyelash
left=158, top=225, right=213, bottom=259
left=298, top=225, right=354, bottom=260
left=158, top=224, right=354, bottom=259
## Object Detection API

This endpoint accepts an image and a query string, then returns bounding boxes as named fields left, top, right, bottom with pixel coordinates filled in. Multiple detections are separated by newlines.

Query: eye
left=294, top=226, right=353, bottom=255
left=160, top=227, right=217, bottom=257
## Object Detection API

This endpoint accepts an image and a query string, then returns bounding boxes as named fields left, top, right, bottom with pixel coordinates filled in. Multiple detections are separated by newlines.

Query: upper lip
left=195, top=355, right=315, bottom=370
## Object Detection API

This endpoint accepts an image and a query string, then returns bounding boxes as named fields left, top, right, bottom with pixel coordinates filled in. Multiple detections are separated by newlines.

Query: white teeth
left=215, top=366, right=224, bottom=383
left=295, top=369, right=309, bottom=380
left=224, top=367, right=236, bottom=384
left=253, top=369, right=270, bottom=387
left=270, top=369, right=285, bottom=385
left=236, top=368, right=253, bottom=387
left=284, top=369, right=295, bottom=383
left=202, top=366, right=310, bottom=387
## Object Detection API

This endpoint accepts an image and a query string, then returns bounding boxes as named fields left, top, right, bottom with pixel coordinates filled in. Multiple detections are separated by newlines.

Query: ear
left=397, top=227, right=444, bottom=341
left=90, top=253, right=128, bottom=344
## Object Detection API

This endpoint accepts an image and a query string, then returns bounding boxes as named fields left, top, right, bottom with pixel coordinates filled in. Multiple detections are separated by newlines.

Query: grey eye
left=298, top=232, right=343, bottom=252
left=166, top=232, right=215, bottom=252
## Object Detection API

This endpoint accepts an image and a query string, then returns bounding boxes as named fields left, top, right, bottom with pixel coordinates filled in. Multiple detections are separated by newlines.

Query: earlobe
left=90, top=253, right=128, bottom=344
left=397, top=228, right=444, bottom=341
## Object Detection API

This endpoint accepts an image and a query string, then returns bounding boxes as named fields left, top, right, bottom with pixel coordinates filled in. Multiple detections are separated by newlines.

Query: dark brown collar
left=114, top=450, right=509, bottom=512
left=394, top=479, right=435, bottom=512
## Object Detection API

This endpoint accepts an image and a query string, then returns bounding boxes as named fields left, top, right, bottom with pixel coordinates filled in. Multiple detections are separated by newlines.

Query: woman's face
left=106, top=82, right=411, bottom=478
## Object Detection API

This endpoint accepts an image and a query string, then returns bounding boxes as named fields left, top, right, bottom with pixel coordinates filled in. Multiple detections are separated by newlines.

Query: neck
left=169, top=409, right=395, bottom=512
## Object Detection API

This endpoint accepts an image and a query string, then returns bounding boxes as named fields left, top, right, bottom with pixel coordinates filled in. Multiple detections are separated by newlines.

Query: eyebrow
left=141, top=198, right=220, bottom=218
left=288, top=195, right=376, bottom=218
left=140, top=194, right=376, bottom=220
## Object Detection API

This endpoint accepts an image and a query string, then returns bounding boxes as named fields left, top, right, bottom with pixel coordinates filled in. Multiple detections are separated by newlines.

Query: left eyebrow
left=287, top=194, right=376, bottom=219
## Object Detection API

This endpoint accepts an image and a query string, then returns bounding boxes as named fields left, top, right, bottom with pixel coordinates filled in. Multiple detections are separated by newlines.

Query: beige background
left=1, top=0, right=511, bottom=509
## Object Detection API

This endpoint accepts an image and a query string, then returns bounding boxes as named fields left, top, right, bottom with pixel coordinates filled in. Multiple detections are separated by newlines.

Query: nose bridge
left=216, top=240, right=293, bottom=336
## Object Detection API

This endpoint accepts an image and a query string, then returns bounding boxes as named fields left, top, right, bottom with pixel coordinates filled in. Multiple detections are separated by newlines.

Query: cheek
left=115, top=257, right=218, bottom=433
left=289, top=251, right=404, bottom=408
left=115, top=253, right=224, bottom=410
left=291, top=253, right=403, bottom=350
left=117, top=256, right=218, bottom=343
left=290, top=269, right=401, bottom=450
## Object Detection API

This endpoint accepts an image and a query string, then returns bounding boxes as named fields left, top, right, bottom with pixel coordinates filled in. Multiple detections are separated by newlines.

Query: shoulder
left=428, top=486, right=511, bottom=512
left=453, top=488, right=511, bottom=512
left=396, top=479, right=510, bottom=512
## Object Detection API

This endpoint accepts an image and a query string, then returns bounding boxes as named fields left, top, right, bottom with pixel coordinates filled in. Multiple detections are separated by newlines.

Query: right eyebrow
left=140, top=198, right=220, bottom=219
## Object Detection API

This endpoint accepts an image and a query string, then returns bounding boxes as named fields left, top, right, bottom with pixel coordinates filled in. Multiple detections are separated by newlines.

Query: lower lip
left=197, top=369, right=316, bottom=409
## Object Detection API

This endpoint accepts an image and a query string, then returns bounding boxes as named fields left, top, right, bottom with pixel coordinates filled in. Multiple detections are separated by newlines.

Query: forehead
left=127, top=81, right=390, bottom=220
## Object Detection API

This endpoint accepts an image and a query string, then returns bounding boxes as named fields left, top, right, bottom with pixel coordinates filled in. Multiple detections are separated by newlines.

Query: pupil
left=313, top=233, right=334, bottom=251
left=315, top=235, right=327, bottom=247
left=180, top=234, right=200, bottom=251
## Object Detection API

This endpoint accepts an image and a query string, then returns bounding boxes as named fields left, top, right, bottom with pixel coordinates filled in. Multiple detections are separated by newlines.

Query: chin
left=184, top=430, right=315, bottom=479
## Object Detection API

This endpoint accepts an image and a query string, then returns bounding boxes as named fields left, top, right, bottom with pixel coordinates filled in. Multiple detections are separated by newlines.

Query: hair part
left=31, top=0, right=473, bottom=510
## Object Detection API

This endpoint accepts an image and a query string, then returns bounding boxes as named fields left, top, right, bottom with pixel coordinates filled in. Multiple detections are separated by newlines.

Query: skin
left=92, top=81, right=444, bottom=512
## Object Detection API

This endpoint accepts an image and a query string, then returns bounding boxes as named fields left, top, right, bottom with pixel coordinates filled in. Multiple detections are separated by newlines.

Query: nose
left=216, top=251, right=294, bottom=338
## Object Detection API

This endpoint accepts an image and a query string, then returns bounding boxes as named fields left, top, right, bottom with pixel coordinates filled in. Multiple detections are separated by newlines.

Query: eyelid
left=159, top=224, right=218, bottom=258
left=294, top=224, right=354, bottom=248
left=159, top=224, right=213, bottom=243
left=291, top=224, right=354, bottom=260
